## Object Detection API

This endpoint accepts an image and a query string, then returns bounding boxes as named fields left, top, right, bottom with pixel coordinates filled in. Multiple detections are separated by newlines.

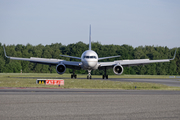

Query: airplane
left=3, top=25, right=177, bottom=79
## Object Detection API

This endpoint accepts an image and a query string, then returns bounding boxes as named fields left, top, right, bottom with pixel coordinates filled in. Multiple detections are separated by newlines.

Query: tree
left=4, top=61, right=22, bottom=73
left=0, top=42, right=179, bottom=75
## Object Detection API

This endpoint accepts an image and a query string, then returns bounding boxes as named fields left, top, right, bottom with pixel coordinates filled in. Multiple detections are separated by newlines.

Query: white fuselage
left=81, top=50, right=99, bottom=70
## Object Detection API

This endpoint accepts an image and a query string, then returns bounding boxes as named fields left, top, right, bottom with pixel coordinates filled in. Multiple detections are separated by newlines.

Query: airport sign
left=36, top=79, right=64, bottom=85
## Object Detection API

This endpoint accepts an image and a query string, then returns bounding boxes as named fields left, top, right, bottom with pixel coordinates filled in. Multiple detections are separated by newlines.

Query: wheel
left=106, top=75, right=108, bottom=79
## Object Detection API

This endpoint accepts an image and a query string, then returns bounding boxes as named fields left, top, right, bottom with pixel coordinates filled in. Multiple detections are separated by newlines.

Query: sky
left=0, top=0, right=180, bottom=48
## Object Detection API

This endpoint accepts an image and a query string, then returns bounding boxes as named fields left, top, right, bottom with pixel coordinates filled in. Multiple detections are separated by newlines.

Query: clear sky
left=0, top=0, right=180, bottom=48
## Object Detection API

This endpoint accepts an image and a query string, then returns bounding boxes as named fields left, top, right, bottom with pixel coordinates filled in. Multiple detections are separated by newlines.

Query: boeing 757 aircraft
left=3, top=26, right=177, bottom=79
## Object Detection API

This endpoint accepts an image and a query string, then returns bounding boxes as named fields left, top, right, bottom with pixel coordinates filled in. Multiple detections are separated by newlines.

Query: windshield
left=83, top=56, right=97, bottom=59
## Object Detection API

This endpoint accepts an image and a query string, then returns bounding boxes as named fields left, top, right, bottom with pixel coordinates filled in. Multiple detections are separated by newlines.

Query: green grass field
left=0, top=73, right=180, bottom=90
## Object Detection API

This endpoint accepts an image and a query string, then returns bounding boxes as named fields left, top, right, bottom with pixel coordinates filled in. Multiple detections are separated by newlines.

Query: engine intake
left=56, top=63, right=66, bottom=74
left=113, top=65, right=123, bottom=75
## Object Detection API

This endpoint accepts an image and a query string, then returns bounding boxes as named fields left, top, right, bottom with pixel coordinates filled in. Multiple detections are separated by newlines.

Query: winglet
left=3, top=45, right=10, bottom=58
left=89, top=25, right=91, bottom=50
left=170, top=48, right=177, bottom=60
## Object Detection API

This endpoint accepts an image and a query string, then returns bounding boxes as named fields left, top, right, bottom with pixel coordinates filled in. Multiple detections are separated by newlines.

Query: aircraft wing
left=99, top=49, right=177, bottom=68
left=3, top=46, right=82, bottom=69
left=99, top=59, right=172, bottom=70
left=114, top=59, right=170, bottom=67
left=7, top=56, right=63, bottom=65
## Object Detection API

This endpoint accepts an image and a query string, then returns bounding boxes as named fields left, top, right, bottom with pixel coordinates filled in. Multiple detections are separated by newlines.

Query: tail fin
left=89, top=25, right=91, bottom=50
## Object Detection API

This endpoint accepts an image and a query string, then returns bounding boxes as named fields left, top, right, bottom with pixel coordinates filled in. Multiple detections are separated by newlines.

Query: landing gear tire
left=102, top=67, right=108, bottom=79
left=87, top=76, right=92, bottom=79
left=87, top=70, right=92, bottom=79
left=71, top=74, right=77, bottom=79
left=71, top=69, right=77, bottom=79
left=102, top=75, right=108, bottom=79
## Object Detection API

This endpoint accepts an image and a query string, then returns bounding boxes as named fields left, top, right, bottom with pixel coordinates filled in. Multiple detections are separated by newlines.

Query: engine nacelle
left=56, top=63, right=66, bottom=74
left=113, top=65, right=123, bottom=75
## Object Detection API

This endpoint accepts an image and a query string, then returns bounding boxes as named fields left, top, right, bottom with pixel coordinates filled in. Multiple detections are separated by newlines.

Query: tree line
left=0, top=42, right=179, bottom=75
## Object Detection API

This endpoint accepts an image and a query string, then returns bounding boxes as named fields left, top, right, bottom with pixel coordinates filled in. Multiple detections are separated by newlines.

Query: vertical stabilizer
left=89, top=25, right=91, bottom=50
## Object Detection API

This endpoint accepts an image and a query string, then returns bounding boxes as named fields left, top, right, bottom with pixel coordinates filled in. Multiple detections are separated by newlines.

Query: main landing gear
left=87, top=70, right=92, bottom=79
left=102, top=75, right=108, bottom=79
left=102, top=67, right=108, bottom=79
left=71, top=69, right=77, bottom=79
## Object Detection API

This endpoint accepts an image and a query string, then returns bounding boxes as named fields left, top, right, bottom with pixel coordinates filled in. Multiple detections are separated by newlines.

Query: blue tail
left=89, top=25, right=91, bottom=50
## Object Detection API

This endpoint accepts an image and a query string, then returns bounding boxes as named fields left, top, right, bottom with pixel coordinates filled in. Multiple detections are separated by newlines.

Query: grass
left=0, top=73, right=180, bottom=90
left=1, top=73, right=179, bottom=79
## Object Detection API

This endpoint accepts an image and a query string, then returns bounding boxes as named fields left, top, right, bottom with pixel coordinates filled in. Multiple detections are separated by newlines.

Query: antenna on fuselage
left=89, top=25, right=91, bottom=50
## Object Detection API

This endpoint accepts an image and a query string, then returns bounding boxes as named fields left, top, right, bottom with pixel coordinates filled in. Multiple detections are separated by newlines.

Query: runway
left=0, top=78, right=180, bottom=120
left=0, top=89, right=180, bottom=120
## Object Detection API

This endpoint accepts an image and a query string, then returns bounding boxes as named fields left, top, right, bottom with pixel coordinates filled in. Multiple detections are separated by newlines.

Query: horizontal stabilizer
left=60, top=55, right=81, bottom=60
left=98, top=55, right=121, bottom=60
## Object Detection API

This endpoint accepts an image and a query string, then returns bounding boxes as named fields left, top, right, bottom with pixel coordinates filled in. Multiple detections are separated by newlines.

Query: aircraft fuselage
left=81, top=50, right=99, bottom=70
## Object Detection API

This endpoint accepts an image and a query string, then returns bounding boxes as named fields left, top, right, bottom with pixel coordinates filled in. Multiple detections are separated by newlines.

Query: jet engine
left=113, top=64, right=123, bottom=75
left=56, top=63, right=66, bottom=74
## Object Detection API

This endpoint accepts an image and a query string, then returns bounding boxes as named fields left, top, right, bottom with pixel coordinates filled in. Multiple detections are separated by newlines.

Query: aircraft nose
left=83, top=60, right=97, bottom=68
left=87, top=61, right=96, bottom=67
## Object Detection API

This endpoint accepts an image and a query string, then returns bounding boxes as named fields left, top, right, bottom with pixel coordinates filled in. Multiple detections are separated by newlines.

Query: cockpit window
left=93, top=56, right=97, bottom=59
left=84, top=56, right=97, bottom=59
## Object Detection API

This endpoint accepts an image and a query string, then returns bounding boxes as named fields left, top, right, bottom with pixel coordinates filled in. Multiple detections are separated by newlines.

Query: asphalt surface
left=1, top=78, right=180, bottom=120
left=0, top=89, right=180, bottom=120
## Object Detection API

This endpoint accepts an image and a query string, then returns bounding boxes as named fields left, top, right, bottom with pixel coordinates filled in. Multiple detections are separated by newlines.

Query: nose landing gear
left=87, top=70, right=92, bottom=79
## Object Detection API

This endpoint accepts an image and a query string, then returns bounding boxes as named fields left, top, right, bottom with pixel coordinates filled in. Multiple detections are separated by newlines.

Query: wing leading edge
left=99, top=49, right=177, bottom=67
left=3, top=46, right=81, bottom=69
